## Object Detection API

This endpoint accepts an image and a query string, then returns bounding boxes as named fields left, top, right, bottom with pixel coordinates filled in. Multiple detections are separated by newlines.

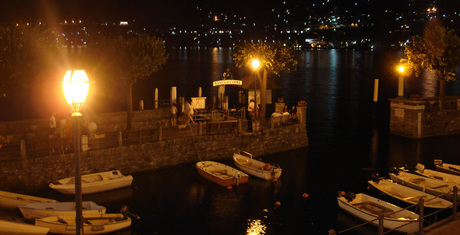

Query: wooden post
left=155, top=88, right=159, bottom=109
left=198, top=122, right=203, bottom=136
left=238, top=119, right=242, bottom=133
left=419, top=198, right=424, bottom=235
left=453, top=186, right=458, bottom=220
left=378, top=213, right=384, bottom=235
left=118, top=131, right=123, bottom=147
left=20, top=140, right=27, bottom=159
left=373, top=79, right=379, bottom=102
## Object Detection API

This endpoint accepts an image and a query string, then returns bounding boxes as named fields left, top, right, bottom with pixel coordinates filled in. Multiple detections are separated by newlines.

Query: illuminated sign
left=213, top=80, right=242, bottom=86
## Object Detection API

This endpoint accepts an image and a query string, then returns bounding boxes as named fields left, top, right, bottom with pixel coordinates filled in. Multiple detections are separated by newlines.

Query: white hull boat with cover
left=338, top=193, right=419, bottom=233
left=368, top=179, right=453, bottom=209
left=233, top=150, right=282, bottom=180
left=18, top=201, right=106, bottom=220
left=35, top=213, right=131, bottom=234
left=0, top=219, right=49, bottom=235
left=196, top=161, right=249, bottom=187
left=49, top=170, right=133, bottom=195
left=390, top=171, right=460, bottom=201
left=416, top=163, right=460, bottom=185
left=0, top=190, right=57, bottom=210
left=434, top=160, right=460, bottom=176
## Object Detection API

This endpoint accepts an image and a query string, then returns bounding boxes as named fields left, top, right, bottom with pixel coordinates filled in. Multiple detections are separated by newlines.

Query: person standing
left=247, top=99, right=256, bottom=132
left=171, top=103, right=178, bottom=126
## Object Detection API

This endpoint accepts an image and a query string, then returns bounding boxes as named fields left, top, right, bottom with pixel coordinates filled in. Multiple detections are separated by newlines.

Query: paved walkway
left=425, top=214, right=460, bottom=235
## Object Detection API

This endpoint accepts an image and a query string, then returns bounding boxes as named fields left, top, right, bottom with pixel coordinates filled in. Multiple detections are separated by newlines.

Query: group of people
left=170, top=99, right=196, bottom=126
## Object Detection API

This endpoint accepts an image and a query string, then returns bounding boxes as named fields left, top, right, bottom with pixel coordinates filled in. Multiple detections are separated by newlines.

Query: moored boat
left=415, top=163, right=460, bottom=185
left=49, top=170, right=133, bottom=195
left=233, top=150, right=282, bottom=180
left=0, top=190, right=57, bottom=210
left=18, top=201, right=106, bottom=220
left=390, top=171, right=460, bottom=201
left=0, top=219, right=49, bottom=235
left=35, top=213, right=131, bottom=234
left=368, top=179, right=453, bottom=209
left=434, top=160, right=460, bottom=176
left=338, top=193, right=419, bottom=233
left=196, top=161, right=249, bottom=187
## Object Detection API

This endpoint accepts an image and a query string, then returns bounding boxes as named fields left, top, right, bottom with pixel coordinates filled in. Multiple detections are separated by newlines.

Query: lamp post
left=397, top=65, right=405, bottom=97
left=62, top=70, right=90, bottom=235
left=251, top=59, right=260, bottom=116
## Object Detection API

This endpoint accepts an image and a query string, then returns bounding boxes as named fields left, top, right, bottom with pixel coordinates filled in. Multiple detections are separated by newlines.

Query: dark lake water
left=7, top=48, right=460, bottom=234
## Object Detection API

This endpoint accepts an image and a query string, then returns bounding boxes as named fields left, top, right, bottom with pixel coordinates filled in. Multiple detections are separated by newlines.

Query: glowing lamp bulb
left=252, top=59, right=260, bottom=69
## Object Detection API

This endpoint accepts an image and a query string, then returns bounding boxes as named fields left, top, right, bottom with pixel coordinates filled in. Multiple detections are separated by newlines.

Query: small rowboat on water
left=49, top=170, right=133, bottom=195
left=390, top=171, right=460, bottom=201
left=0, top=190, right=57, bottom=210
left=0, top=219, right=49, bottom=235
left=18, top=201, right=106, bottom=220
left=338, top=193, right=419, bottom=234
left=35, top=213, right=131, bottom=235
left=233, top=150, right=282, bottom=180
left=196, top=161, right=249, bottom=187
left=368, top=179, right=453, bottom=209
left=434, top=160, right=460, bottom=176
left=415, top=163, right=460, bottom=185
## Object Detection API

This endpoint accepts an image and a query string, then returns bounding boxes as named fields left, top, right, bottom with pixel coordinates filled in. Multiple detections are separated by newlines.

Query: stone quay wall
left=389, top=96, right=460, bottom=139
left=0, top=123, right=308, bottom=193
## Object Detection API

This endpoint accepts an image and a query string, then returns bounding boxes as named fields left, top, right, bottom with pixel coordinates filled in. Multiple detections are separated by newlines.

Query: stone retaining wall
left=0, top=124, right=308, bottom=193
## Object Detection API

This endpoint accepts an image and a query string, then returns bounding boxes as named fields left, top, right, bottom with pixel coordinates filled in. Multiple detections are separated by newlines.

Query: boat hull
left=49, top=170, right=133, bottom=195
left=338, top=193, right=419, bottom=233
left=196, top=161, right=249, bottom=187
left=0, top=190, right=57, bottom=210
left=368, top=179, right=453, bottom=209
left=35, top=213, right=131, bottom=235
left=18, top=201, right=106, bottom=220
left=233, top=152, right=282, bottom=180
left=416, top=163, right=460, bottom=185
left=435, top=163, right=460, bottom=176
left=0, top=219, right=49, bottom=235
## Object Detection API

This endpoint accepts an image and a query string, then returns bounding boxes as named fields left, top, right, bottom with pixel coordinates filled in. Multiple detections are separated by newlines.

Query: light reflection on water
left=246, top=219, right=266, bottom=235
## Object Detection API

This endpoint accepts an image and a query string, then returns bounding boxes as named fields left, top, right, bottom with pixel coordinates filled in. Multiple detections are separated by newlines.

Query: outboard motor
left=121, top=205, right=140, bottom=220
left=371, top=172, right=381, bottom=182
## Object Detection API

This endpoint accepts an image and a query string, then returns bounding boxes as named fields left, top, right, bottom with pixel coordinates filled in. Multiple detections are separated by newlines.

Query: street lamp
left=62, top=70, right=90, bottom=235
left=397, top=65, right=405, bottom=97
left=251, top=59, right=260, bottom=115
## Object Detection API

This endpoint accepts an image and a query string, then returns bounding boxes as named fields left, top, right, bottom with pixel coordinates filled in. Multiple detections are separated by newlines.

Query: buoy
left=272, top=178, right=278, bottom=183
left=340, top=191, right=346, bottom=196
left=227, top=185, right=232, bottom=190
left=302, top=193, right=309, bottom=200
left=367, top=186, right=371, bottom=190
left=275, top=201, right=281, bottom=207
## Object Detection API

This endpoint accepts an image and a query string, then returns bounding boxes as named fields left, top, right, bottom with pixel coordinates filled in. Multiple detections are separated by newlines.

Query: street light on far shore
left=397, top=65, right=405, bottom=97
left=62, top=69, right=90, bottom=235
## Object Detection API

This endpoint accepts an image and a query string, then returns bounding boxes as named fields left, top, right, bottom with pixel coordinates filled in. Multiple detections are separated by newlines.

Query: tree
left=0, top=24, right=62, bottom=98
left=233, top=42, right=298, bottom=117
left=94, top=35, right=168, bottom=130
left=402, top=19, right=460, bottom=109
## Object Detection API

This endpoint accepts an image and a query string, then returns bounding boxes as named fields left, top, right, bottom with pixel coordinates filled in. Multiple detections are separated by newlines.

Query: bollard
left=373, top=79, right=379, bottom=102
left=378, top=213, right=384, bottom=235
left=154, top=88, right=158, bottom=109
left=118, top=131, right=123, bottom=147
left=198, top=122, right=203, bottom=136
left=20, top=140, right=27, bottom=159
left=419, top=198, right=424, bottom=235
left=453, top=186, right=458, bottom=220
left=159, top=126, right=163, bottom=141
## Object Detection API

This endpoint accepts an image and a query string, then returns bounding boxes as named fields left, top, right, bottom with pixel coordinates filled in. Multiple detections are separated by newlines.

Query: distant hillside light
left=252, top=59, right=260, bottom=69
left=62, top=70, right=90, bottom=113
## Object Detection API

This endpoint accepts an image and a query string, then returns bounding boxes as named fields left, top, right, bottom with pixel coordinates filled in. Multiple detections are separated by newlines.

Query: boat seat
left=352, top=201, right=394, bottom=215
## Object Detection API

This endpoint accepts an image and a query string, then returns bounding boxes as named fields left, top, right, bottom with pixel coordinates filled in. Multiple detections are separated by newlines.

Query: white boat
left=434, top=160, right=460, bottom=176
left=338, top=193, right=419, bottom=233
left=196, top=161, right=249, bottom=187
left=35, top=213, right=131, bottom=234
left=368, top=179, right=453, bottom=209
left=49, top=170, right=133, bottom=195
left=18, top=201, right=106, bottom=220
left=0, top=190, right=57, bottom=210
left=416, top=163, right=460, bottom=185
left=233, top=150, right=282, bottom=180
left=390, top=171, right=460, bottom=201
left=0, top=219, right=49, bottom=235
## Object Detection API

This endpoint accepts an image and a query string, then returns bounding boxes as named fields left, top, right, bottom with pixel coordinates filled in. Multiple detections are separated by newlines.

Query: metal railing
left=333, top=187, right=459, bottom=235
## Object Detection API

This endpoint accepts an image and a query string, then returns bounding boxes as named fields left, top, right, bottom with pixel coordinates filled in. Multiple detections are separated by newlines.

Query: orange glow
left=62, top=70, right=90, bottom=112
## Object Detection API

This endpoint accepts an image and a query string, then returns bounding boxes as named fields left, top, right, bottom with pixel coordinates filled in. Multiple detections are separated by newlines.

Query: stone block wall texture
left=0, top=124, right=308, bottom=193
left=390, top=97, right=460, bottom=139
